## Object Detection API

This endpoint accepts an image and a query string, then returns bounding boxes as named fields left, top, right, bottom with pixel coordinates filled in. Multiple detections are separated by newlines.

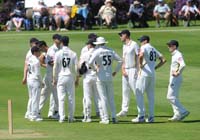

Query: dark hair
left=30, top=38, right=39, bottom=44
left=52, top=34, right=62, bottom=40
left=61, top=36, right=69, bottom=46
left=38, top=40, right=47, bottom=48
left=31, top=46, right=40, bottom=54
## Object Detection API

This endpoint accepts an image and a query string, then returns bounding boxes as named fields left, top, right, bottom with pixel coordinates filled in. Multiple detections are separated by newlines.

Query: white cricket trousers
left=27, top=80, right=41, bottom=119
left=96, top=81, right=116, bottom=121
left=83, top=76, right=101, bottom=118
left=57, top=76, right=75, bottom=121
left=135, top=76, right=155, bottom=117
left=121, top=68, right=137, bottom=112
left=39, top=73, right=58, bottom=116
left=167, top=76, right=187, bottom=116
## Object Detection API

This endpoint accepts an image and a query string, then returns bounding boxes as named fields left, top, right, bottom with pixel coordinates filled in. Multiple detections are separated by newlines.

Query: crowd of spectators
left=0, top=0, right=200, bottom=31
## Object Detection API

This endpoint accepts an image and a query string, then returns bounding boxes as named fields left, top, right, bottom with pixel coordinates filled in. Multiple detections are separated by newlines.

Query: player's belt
left=125, top=67, right=136, bottom=69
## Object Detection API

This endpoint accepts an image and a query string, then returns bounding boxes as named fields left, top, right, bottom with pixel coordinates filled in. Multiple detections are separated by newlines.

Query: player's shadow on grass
left=182, top=120, right=200, bottom=123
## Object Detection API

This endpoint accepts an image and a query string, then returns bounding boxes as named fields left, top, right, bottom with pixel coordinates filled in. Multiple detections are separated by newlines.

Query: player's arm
left=22, top=61, right=28, bottom=85
left=39, top=54, right=47, bottom=68
left=155, top=56, right=166, bottom=70
left=74, top=54, right=80, bottom=87
left=138, top=51, right=144, bottom=69
left=121, top=58, right=127, bottom=76
left=113, top=52, right=123, bottom=77
left=52, top=54, right=59, bottom=86
left=155, top=50, right=166, bottom=70
left=172, top=56, right=185, bottom=77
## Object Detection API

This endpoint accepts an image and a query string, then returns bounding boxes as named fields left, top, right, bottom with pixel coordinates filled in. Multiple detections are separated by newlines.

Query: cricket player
left=117, top=30, right=139, bottom=117
left=22, top=38, right=39, bottom=119
left=39, top=34, right=62, bottom=118
left=53, top=36, right=79, bottom=123
left=88, top=37, right=122, bottom=124
left=133, top=35, right=166, bottom=123
left=27, top=46, right=43, bottom=121
left=79, top=39, right=102, bottom=123
left=38, top=41, right=48, bottom=68
left=166, top=40, right=189, bottom=121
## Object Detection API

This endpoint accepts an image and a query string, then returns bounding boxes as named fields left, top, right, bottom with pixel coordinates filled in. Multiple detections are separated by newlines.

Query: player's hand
left=112, top=72, right=117, bottom=77
left=75, top=79, right=79, bottom=87
left=22, top=78, right=27, bottom=85
left=172, top=71, right=180, bottom=77
left=52, top=80, right=57, bottom=86
left=122, top=69, right=128, bottom=77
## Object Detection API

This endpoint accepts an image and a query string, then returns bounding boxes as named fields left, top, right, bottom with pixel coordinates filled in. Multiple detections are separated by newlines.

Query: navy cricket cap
left=30, top=38, right=39, bottom=44
left=118, top=30, right=131, bottom=37
left=167, top=40, right=179, bottom=47
left=138, top=35, right=150, bottom=42
left=61, top=36, right=69, bottom=46
left=52, top=34, right=62, bottom=40
left=31, top=46, right=40, bottom=54
left=88, top=33, right=98, bottom=40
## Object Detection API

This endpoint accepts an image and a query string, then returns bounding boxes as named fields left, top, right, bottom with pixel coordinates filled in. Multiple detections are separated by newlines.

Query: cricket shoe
left=112, top=118, right=118, bottom=124
left=30, top=117, right=43, bottom=122
left=146, top=116, right=154, bottom=123
left=116, top=111, right=127, bottom=117
left=168, top=115, right=181, bottom=122
left=68, top=118, right=76, bottom=123
left=99, top=119, right=109, bottom=124
left=131, top=116, right=145, bottom=123
left=82, top=117, right=92, bottom=123
left=179, top=111, right=190, bottom=121
left=59, top=119, right=65, bottom=123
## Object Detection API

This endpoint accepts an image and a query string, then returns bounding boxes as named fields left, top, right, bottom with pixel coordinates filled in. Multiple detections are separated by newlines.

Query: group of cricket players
left=22, top=29, right=190, bottom=124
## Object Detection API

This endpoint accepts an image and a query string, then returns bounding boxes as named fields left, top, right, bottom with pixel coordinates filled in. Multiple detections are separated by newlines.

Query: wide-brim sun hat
left=93, top=37, right=108, bottom=45
left=105, top=0, right=113, bottom=4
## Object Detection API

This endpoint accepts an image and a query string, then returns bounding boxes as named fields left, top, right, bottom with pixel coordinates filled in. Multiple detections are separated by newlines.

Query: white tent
left=25, top=0, right=75, bottom=8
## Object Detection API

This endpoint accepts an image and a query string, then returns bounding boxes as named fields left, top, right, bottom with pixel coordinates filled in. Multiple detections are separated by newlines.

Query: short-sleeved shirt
left=80, top=46, right=96, bottom=77
left=181, top=5, right=199, bottom=14
left=54, top=46, right=78, bottom=77
left=88, top=46, right=122, bottom=81
left=170, top=50, right=186, bottom=77
left=27, top=55, right=41, bottom=81
left=46, top=44, right=60, bottom=73
left=123, top=40, right=139, bottom=69
left=154, top=4, right=170, bottom=13
left=140, top=43, right=162, bottom=77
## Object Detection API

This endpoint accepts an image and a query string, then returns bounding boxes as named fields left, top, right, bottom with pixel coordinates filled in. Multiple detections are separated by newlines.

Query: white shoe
left=30, top=117, right=43, bottom=122
left=24, top=114, right=30, bottom=119
left=146, top=116, right=154, bottom=123
left=86, top=118, right=92, bottom=123
left=168, top=115, right=181, bottom=122
left=59, top=119, right=65, bottom=123
left=99, top=120, right=109, bottom=124
left=131, top=116, right=145, bottom=123
left=116, top=111, right=127, bottom=117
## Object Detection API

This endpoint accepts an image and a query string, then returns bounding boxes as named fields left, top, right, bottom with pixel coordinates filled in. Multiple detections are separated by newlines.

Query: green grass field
left=0, top=26, right=200, bottom=140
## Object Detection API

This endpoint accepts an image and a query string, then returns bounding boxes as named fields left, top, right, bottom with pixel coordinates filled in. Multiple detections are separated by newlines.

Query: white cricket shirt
left=140, top=43, right=162, bottom=77
left=88, top=45, right=122, bottom=81
left=46, top=44, right=60, bottom=74
left=123, top=40, right=139, bottom=68
left=27, top=55, right=41, bottom=81
left=53, top=46, right=78, bottom=78
left=170, top=50, right=186, bottom=76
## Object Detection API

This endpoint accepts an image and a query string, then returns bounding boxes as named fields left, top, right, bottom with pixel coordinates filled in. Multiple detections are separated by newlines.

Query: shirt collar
left=171, top=49, right=177, bottom=56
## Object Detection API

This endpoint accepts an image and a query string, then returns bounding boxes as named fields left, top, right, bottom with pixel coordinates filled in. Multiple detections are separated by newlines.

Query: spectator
left=97, top=0, right=117, bottom=28
left=33, top=0, right=49, bottom=30
left=10, top=3, right=25, bottom=32
left=179, top=0, right=200, bottom=27
left=127, top=0, right=149, bottom=28
left=52, top=2, right=71, bottom=31
left=153, top=0, right=171, bottom=27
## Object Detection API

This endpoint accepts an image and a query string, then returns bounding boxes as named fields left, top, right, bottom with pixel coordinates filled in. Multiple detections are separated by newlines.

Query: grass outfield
left=0, top=26, right=200, bottom=140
